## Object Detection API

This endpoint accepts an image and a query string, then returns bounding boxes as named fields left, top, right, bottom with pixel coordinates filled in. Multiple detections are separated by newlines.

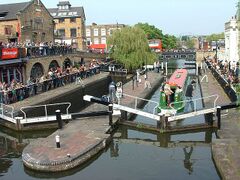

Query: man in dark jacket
left=185, top=80, right=196, bottom=112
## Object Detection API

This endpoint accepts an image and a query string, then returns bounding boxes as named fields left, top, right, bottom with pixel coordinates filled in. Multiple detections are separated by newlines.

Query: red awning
left=89, top=44, right=106, bottom=49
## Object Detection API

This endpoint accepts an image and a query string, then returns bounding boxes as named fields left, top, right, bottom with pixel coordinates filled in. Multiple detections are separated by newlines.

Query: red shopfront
left=0, top=48, right=25, bottom=84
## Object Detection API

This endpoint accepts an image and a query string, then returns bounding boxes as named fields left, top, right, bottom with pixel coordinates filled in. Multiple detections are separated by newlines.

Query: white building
left=225, top=16, right=239, bottom=63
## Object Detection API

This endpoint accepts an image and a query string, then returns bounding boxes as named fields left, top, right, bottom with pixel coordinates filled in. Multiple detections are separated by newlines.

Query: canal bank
left=22, top=72, right=164, bottom=172
left=200, top=69, right=240, bottom=179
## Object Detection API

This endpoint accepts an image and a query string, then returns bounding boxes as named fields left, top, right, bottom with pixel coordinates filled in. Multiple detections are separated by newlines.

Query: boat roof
left=168, top=69, right=188, bottom=88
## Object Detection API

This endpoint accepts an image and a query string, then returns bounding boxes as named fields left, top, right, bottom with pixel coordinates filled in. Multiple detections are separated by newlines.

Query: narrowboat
left=158, top=69, right=188, bottom=115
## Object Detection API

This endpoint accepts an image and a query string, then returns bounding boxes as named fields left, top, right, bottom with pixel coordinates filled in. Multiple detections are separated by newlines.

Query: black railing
left=206, top=61, right=238, bottom=102
left=0, top=66, right=101, bottom=105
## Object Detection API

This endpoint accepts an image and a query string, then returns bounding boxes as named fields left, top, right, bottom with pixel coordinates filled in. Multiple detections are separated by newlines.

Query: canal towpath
left=22, top=71, right=164, bottom=172
left=200, top=70, right=240, bottom=180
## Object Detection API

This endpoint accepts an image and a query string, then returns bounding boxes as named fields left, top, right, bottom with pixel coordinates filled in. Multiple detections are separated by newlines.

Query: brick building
left=0, top=0, right=54, bottom=44
left=86, top=23, right=125, bottom=52
left=48, top=0, right=86, bottom=50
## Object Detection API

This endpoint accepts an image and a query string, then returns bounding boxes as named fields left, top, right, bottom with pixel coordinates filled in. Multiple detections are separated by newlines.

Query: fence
left=206, top=61, right=238, bottom=102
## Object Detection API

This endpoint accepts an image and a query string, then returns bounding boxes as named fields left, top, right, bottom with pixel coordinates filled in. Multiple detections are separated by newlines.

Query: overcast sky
left=1, top=0, right=238, bottom=36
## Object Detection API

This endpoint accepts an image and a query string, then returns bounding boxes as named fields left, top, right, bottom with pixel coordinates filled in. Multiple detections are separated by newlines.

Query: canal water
left=0, top=59, right=220, bottom=180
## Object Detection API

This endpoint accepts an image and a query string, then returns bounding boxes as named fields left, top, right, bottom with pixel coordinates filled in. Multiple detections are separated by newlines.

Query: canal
left=0, top=59, right=220, bottom=179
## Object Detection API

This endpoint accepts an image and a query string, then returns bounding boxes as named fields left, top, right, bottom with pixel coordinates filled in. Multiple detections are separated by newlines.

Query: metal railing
left=20, top=102, right=71, bottom=123
left=121, top=93, right=159, bottom=115
left=0, top=103, right=15, bottom=123
left=169, top=94, right=219, bottom=115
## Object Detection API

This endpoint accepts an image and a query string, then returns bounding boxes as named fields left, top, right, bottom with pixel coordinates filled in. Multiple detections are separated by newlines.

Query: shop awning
left=89, top=44, right=106, bottom=49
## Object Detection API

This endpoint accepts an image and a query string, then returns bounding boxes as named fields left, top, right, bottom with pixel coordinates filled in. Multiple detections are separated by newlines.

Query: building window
left=58, top=29, right=65, bottom=37
left=70, top=28, right=77, bottom=37
left=86, top=29, right=91, bottom=37
left=4, top=26, right=12, bottom=35
left=86, top=38, right=91, bottom=46
left=94, top=28, right=98, bottom=36
left=41, top=32, right=46, bottom=42
left=70, top=18, right=76, bottom=23
left=101, top=28, right=106, bottom=36
left=59, top=18, right=65, bottom=23
left=101, top=37, right=106, bottom=44
left=94, top=38, right=99, bottom=44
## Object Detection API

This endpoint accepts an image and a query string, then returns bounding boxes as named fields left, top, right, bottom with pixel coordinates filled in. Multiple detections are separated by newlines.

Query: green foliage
left=135, top=23, right=177, bottom=50
left=135, top=23, right=164, bottom=40
left=206, top=33, right=224, bottom=42
left=107, top=26, right=157, bottom=71
left=185, top=38, right=195, bottom=49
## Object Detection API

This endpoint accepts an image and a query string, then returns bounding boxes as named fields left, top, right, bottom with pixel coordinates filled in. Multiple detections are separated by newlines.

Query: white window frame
left=86, top=29, right=91, bottom=37
left=94, top=28, right=99, bottom=36
left=101, top=37, right=106, bottom=44
left=94, top=38, right=99, bottom=44
left=101, top=28, right=106, bottom=36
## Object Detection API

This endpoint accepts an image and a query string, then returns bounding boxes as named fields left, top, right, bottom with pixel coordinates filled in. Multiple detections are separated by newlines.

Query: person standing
left=185, top=80, right=196, bottom=112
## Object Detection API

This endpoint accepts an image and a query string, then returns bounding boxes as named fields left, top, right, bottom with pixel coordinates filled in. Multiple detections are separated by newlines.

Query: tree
left=135, top=23, right=177, bottom=50
left=107, top=26, right=157, bottom=71
left=185, top=38, right=195, bottom=49
left=206, top=33, right=224, bottom=42
left=135, top=23, right=164, bottom=40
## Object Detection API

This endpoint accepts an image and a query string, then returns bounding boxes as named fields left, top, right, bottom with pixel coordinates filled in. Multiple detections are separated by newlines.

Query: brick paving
left=201, top=70, right=240, bottom=180
left=22, top=71, right=163, bottom=172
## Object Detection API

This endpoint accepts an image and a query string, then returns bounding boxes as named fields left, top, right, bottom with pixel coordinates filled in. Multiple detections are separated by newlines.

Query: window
left=101, top=28, right=106, bottom=36
left=94, top=38, right=99, bottom=44
left=70, top=18, right=76, bottom=23
left=51, top=13, right=56, bottom=16
left=70, top=28, right=77, bottom=37
left=86, top=29, right=91, bottom=37
left=101, top=37, right=106, bottom=44
left=94, top=28, right=98, bottom=36
left=4, top=26, right=12, bottom=35
left=59, top=18, right=65, bottom=23
left=58, top=29, right=65, bottom=37
left=86, top=38, right=91, bottom=45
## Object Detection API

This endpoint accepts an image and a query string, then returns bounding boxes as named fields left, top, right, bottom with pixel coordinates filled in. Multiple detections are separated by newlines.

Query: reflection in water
left=110, top=141, right=119, bottom=158
left=183, top=146, right=194, bottom=174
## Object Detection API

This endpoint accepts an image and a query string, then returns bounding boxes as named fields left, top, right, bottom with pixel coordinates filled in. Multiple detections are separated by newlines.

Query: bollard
left=217, top=106, right=221, bottom=129
left=55, top=110, right=63, bottom=129
left=108, top=104, right=113, bottom=126
left=55, top=135, right=60, bottom=148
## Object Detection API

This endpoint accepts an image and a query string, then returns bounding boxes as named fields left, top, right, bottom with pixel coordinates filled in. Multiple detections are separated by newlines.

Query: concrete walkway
left=201, top=70, right=240, bottom=180
left=22, top=71, right=163, bottom=172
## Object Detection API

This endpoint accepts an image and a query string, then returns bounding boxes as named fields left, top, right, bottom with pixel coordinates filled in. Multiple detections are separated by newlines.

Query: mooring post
left=55, top=135, right=60, bottom=148
left=217, top=106, right=221, bottom=129
left=109, top=104, right=113, bottom=126
left=55, top=110, right=63, bottom=129
left=15, top=117, right=23, bottom=131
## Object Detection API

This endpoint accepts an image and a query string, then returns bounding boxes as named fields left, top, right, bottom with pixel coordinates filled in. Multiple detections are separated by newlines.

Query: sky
left=0, top=0, right=238, bottom=36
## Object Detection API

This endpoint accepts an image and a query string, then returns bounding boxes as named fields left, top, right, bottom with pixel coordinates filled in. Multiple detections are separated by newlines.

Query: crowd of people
left=209, top=58, right=239, bottom=87
left=0, top=59, right=102, bottom=105
left=0, top=41, right=76, bottom=58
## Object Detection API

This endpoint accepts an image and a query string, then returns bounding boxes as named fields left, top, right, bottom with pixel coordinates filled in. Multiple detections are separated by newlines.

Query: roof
left=0, top=1, right=31, bottom=21
left=48, top=7, right=85, bottom=19
left=168, top=69, right=188, bottom=88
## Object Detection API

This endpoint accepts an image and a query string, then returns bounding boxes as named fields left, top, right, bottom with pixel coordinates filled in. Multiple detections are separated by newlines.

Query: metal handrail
left=122, top=93, right=159, bottom=114
left=0, top=103, right=15, bottom=120
left=169, top=94, right=219, bottom=114
left=20, top=102, right=71, bottom=121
